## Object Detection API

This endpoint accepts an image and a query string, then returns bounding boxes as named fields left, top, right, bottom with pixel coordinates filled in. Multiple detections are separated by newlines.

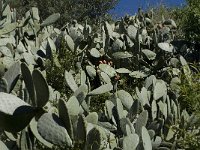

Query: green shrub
left=46, top=38, right=76, bottom=95
left=178, top=0, right=200, bottom=41
left=179, top=65, right=200, bottom=114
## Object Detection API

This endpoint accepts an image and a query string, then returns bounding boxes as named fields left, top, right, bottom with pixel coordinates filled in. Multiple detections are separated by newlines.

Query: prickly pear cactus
left=30, top=117, right=53, bottom=149
left=117, top=90, right=133, bottom=110
left=3, top=62, right=20, bottom=92
left=86, top=126, right=108, bottom=150
left=32, top=69, right=49, bottom=107
left=65, top=70, right=78, bottom=92
left=0, top=2, right=198, bottom=150
left=76, top=114, right=87, bottom=146
left=21, top=63, right=36, bottom=106
left=88, top=83, right=113, bottom=96
left=153, top=80, right=167, bottom=101
left=41, top=13, right=60, bottom=27
left=0, top=92, right=38, bottom=132
left=0, top=78, right=8, bottom=93
left=58, top=99, right=74, bottom=139
left=0, top=140, right=9, bottom=150
left=142, top=126, right=152, bottom=150
left=123, top=133, right=139, bottom=150
left=37, top=112, right=72, bottom=147
left=135, top=110, right=148, bottom=136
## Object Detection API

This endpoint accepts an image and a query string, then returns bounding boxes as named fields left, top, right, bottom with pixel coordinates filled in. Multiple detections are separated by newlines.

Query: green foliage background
left=181, top=0, right=200, bottom=41
left=15, top=0, right=119, bottom=27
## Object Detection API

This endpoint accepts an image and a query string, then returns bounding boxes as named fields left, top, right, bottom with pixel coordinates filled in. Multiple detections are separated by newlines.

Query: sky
left=110, top=0, right=186, bottom=18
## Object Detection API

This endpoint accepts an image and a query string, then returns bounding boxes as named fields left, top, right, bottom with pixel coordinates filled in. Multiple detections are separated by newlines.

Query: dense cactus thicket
left=0, top=1, right=199, bottom=150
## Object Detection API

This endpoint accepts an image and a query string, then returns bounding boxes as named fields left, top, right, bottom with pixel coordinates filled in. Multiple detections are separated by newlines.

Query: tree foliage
left=178, top=0, right=200, bottom=41
left=15, top=0, right=119, bottom=27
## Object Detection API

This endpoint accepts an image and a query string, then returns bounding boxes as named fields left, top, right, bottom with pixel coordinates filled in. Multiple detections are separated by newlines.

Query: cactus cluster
left=0, top=1, right=199, bottom=150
